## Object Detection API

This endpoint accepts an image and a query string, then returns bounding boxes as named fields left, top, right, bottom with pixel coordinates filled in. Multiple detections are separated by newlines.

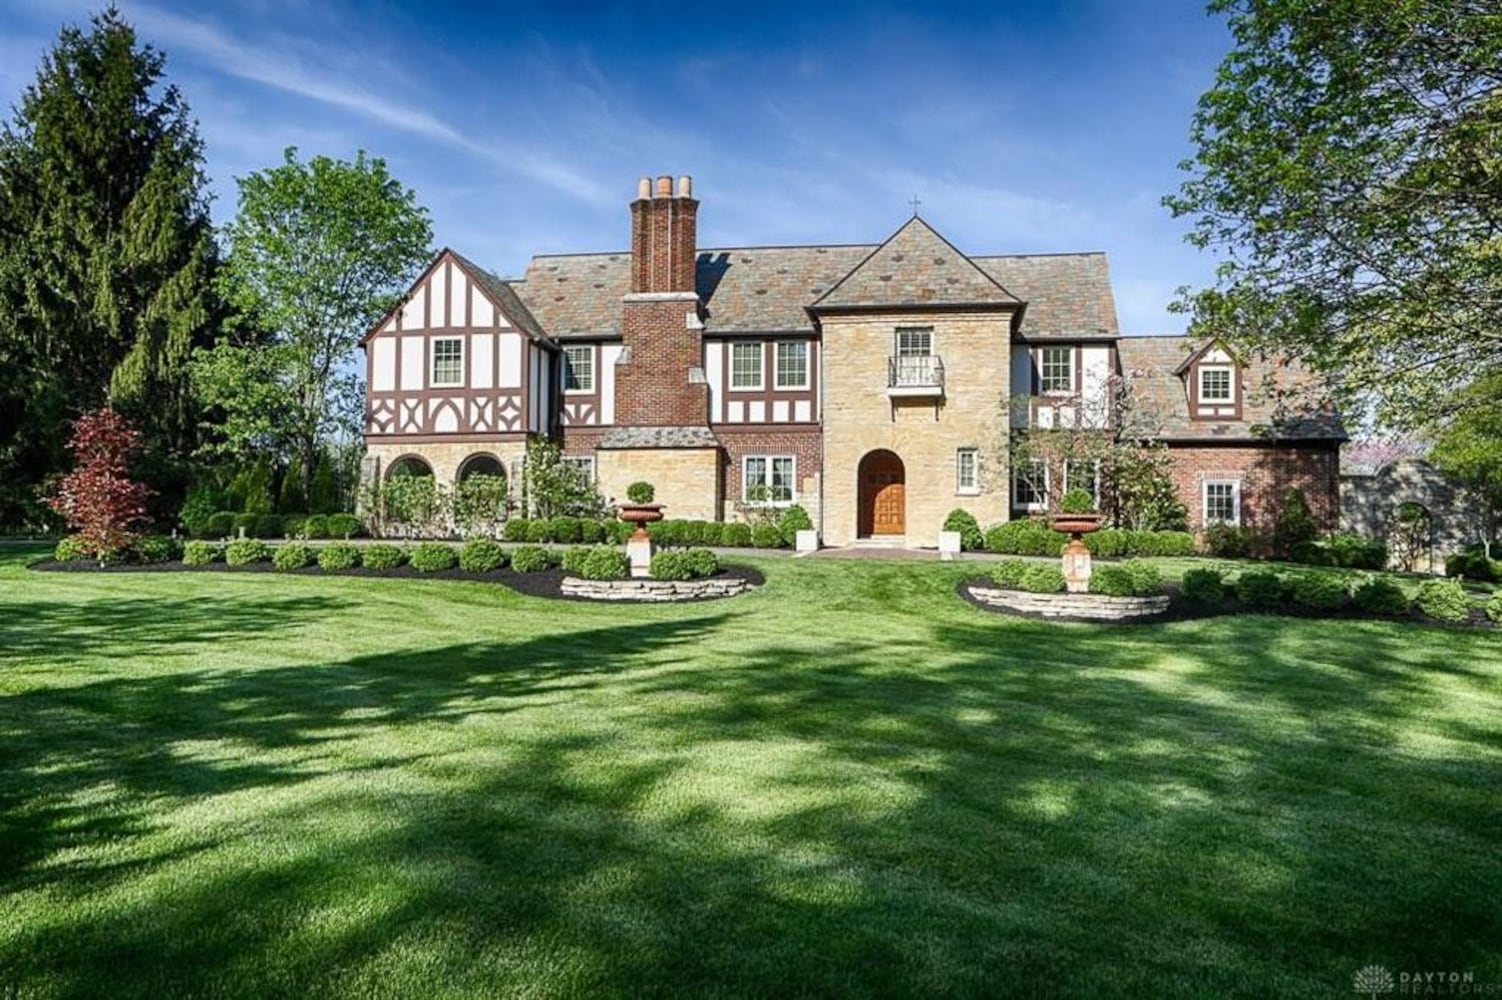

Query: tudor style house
left=359, top=174, right=1344, bottom=547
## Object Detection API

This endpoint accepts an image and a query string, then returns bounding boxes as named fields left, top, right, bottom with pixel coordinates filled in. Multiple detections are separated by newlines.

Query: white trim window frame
left=743, top=454, right=796, bottom=505
left=1064, top=458, right=1101, bottom=506
left=1202, top=479, right=1242, bottom=526
left=1198, top=365, right=1234, bottom=404
left=431, top=337, right=465, bottom=388
left=895, top=327, right=933, bottom=357
left=560, top=455, right=595, bottom=482
left=956, top=447, right=980, bottom=495
left=563, top=344, right=595, bottom=394
left=730, top=341, right=764, bottom=391
left=774, top=341, right=809, bottom=390
left=1039, top=345, right=1073, bottom=396
left=1012, top=458, right=1049, bottom=511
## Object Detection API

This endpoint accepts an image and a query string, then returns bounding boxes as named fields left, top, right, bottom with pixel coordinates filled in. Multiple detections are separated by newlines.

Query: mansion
left=359, top=175, right=1344, bottom=547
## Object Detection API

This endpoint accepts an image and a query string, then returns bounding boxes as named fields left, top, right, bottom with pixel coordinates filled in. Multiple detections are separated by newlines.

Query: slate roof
left=974, top=253, right=1118, bottom=338
left=809, top=217, right=1020, bottom=311
left=1117, top=335, right=1346, bottom=442
left=447, top=249, right=554, bottom=346
left=598, top=426, right=719, bottom=449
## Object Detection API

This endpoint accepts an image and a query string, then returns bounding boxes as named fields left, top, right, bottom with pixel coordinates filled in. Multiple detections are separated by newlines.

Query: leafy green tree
left=522, top=436, right=605, bottom=518
left=1430, top=372, right=1502, bottom=556
left=196, top=147, right=431, bottom=500
left=278, top=453, right=307, bottom=514
left=0, top=6, right=221, bottom=522
left=1167, top=0, right=1502, bottom=429
left=308, top=451, right=339, bottom=514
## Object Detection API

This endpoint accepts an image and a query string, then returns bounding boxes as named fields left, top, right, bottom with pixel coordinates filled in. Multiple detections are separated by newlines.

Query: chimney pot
left=656, top=175, right=672, bottom=197
left=637, top=176, right=651, bottom=200
left=677, top=175, right=692, bottom=198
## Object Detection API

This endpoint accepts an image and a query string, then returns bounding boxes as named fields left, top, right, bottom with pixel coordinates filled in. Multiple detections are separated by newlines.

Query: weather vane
left=909, top=194, right=922, bottom=216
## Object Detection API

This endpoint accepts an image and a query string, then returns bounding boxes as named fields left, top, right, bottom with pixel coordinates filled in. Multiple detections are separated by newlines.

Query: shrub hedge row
left=195, top=511, right=366, bottom=540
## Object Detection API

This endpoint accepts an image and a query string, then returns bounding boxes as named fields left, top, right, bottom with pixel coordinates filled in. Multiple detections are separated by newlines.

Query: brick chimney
left=617, top=175, right=709, bottom=427
left=629, top=175, right=698, bottom=293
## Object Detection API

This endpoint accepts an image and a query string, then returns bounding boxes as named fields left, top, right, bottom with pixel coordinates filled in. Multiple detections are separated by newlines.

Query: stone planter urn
left=617, top=502, right=664, bottom=578
left=1049, top=513, right=1102, bottom=594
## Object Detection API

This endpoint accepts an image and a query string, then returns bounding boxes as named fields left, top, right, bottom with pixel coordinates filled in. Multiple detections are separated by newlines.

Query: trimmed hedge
left=225, top=539, right=271, bottom=566
left=205, top=512, right=235, bottom=538
left=326, top=514, right=364, bottom=539
left=1445, top=550, right=1499, bottom=582
left=362, top=544, right=406, bottom=570
left=1235, top=570, right=1284, bottom=609
left=991, top=558, right=1030, bottom=588
left=273, top=543, right=315, bottom=572
left=751, top=524, right=783, bottom=548
left=1290, top=572, right=1346, bottom=611
left=1487, top=594, right=1502, bottom=624
left=1084, top=529, right=1196, bottom=558
left=318, top=543, right=361, bottom=571
left=1353, top=577, right=1409, bottom=616
left=510, top=545, right=550, bottom=573
left=1181, top=567, right=1225, bottom=604
left=685, top=547, right=718, bottom=577
left=722, top=523, right=753, bottom=547
left=410, top=543, right=458, bottom=573
left=943, top=509, right=984, bottom=551
left=459, top=538, right=506, bottom=573
left=1416, top=578, right=1470, bottom=622
left=1020, top=565, right=1067, bottom=594
left=503, top=519, right=529, bottom=543
left=302, top=514, right=330, bottom=539
left=1088, top=565, right=1136, bottom=597
left=54, top=535, right=89, bottom=561
left=578, top=547, right=629, bottom=580
left=649, top=550, right=693, bottom=580
left=183, top=541, right=222, bottom=566
left=1122, top=560, right=1163, bottom=596
left=984, top=519, right=1065, bottom=556
left=134, top=535, right=182, bottom=564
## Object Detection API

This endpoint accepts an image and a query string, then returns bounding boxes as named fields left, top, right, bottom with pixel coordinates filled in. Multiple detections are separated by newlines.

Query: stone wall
left=1341, top=458, right=1483, bottom=570
left=967, top=585, right=1169, bottom=621
left=561, top=575, right=750, bottom=601
left=362, top=439, right=527, bottom=492
left=595, top=447, right=720, bottom=520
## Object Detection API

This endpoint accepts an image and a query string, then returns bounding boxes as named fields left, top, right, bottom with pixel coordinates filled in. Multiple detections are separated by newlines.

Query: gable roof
left=359, top=248, right=555, bottom=347
left=1117, top=335, right=1346, bottom=442
left=809, top=216, right=1020, bottom=311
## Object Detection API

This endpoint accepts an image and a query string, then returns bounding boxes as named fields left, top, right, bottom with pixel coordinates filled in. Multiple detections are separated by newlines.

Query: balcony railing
left=888, top=354, right=944, bottom=395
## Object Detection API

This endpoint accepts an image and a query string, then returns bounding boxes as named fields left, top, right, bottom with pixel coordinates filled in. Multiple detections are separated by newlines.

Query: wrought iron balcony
left=887, top=354, right=944, bottom=397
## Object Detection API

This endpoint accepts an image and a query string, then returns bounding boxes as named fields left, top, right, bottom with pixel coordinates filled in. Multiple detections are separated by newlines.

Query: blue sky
left=0, top=0, right=1232, bottom=333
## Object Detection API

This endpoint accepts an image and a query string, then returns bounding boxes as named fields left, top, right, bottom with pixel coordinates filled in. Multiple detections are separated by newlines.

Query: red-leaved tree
left=46, top=408, right=155, bottom=562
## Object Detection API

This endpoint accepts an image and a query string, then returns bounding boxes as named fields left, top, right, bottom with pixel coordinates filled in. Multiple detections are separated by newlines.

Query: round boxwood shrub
left=699, top=522, right=725, bottom=546
left=318, top=542, right=361, bottom=571
left=134, top=535, right=182, bottom=564
left=231, top=513, right=257, bottom=538
left=721, top=522, right=753, bottom=547
left=751, top=524, right=783, bottom=548
left=650, top=550, right=691, bottom=580
left=183, top=541, right=222, bottom=566
left=53, top=535, right=89, bottom=562
left=1352, top=577, right=1409, bottom=616
left=1088, top=565, right=1135, bottom=597
left=510, top=545, right=550, bottom=573
left=580, top=546, right=628, bottom=580
left=362, top=544, right=406, bottom=570
left=560, top=546, right=590, bottom=576
left=1415, top=578, right=1470, bottom=622
left=991, top=558, right=1030, bottom=589
left=685, top=547, right=718, bottom=578
left=1235, top=570, right=1284, bottom=609
left=1180, top=567, right=1226, bottom=604
left=579, top=519, right=606, bottom=544
left=1020, top=565, right=1067, bottom=594
left=503, top=518, right=530, bottom=542
left=1122, top=560, right=1163, bottom=596
left=524, top=520, right=553, bottom=543
left=409, top=543, right=457, bottom=573
left=550, top=516, right=582, bottom=544
left=943, top=509, right=984, bottom=551
left=273, top=542, right=315, bottom=572
left=326, top=514, right=364, bottom=539
left=626, top=481, right=655, bottom=503
left=1290, top=572, right=1346, bottom=611
left=1486, top=593, right=1502, bottom=624
left=225, top=539, right=272, bottom=566
left=459, top=538, right=506, bottom=573
left=302, top=514, right=330, bottom=540
left=984, top=519, right=1066, bottom=556
left=778, top=505, right=814, bottom=546
left=205, top=511, right=236, bottom=538
left=253, top=514, right=283, bottom=539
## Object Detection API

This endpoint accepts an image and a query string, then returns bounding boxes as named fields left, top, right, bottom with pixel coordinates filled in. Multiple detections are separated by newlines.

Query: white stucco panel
left=400, top=285, right=426, bottom=329
left=399, top=337, right=424, bottom=390
left=498, top=333, right=522, bottom=388
left=471, top=333, right=494, bottom=389
left=601, top=344, right=623, bottom=424
left=371, top=338, right=396, bottom=391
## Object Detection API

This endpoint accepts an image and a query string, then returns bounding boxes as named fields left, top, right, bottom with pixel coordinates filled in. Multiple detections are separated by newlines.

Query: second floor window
left=1040, top=346, right=1073, bottom=394
left=775, top=341, right=808, bottom=389
left=431, top=338, right=463, bottom=387
left=563, top=345, right=594, bottom=392
left=896, top=327, right=932, bottom=356
left=731, top=342, right=763, bottom=389
left=1198, top=366, right=1233, bottom=402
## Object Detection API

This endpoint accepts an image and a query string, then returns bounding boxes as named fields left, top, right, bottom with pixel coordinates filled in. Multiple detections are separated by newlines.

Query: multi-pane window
left=1012, top=459, right=1048, bottom=508
left=563, top=345, right=594, bottom=393
left=431, top=338, right=464, bottom=386
left=1040, top=346, right=1073, bottom=394
left=1203, top=480, right=1240, bottom=525
left=1199, top=366, right=1233, bottom=402
left=775, top=341, right=808, bottom=389
left=956, top=448, right=979, bottom=494
left=1064, top=459, right=1100, bottom=505
left=731, top=342, right=763, bottom=389
left=561, top=456, right=595, bottom=482
left=896, top=327, right=933, bottom=356
left=744, top=455, right=795, bottom=504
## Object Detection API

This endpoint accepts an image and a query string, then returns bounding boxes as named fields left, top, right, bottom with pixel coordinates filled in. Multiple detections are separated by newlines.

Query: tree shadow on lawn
left=3, top=609, right=1501, bottom=997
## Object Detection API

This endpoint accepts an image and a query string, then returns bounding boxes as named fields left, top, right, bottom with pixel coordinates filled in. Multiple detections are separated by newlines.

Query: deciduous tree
left=46, top=407, right=154, bottom=562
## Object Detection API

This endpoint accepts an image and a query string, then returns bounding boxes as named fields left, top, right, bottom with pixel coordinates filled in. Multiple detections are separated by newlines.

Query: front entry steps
left=850, top=535, right=909, bottom=549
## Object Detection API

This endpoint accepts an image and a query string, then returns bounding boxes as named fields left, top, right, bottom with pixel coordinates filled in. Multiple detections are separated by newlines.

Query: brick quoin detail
left=1166, top=443, right=1339, bottom=531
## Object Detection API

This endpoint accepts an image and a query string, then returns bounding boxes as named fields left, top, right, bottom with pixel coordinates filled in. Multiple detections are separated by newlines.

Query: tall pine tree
left=0, top=5, right=220, bottom=523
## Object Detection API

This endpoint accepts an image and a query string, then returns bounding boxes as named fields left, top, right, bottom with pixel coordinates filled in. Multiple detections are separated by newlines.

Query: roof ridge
left=811, top=215, right=1018, bottom=309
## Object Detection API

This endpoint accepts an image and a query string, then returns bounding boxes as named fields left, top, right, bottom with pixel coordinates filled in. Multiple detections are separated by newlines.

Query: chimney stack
left=629, top=173, right=698, bottom=294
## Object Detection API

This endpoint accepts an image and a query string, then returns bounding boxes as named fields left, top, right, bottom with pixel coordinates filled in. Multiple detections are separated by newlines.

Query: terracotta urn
left=1049, top=512, right=1102, bottom=594
left=617, top=502, right=665, bottom=541
left=1049, top=513, right=1103, bottom=536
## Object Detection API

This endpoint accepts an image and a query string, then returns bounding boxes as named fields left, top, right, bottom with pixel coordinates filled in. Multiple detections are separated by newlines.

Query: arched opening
left=1388, top=500, right=1433, bottom=573
left=385, top=455, right=433, bottom=480
left=457, top=453, right=506, bottom=483
left=858, top=449, right=906, bottom=537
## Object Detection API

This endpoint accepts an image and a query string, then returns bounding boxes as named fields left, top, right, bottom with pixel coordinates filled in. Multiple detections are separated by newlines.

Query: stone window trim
left=743, top=454, right=796, bottom=506
left=1012, top=458, right=1049, bottom=511
left=775, top=341, right=809, bottom=390
left=956, top=447, right=980, bottom=496
left=563, top=344, right=595, bottom=394
left=1202, top=478, right=1242, bottom=527
left=730, top=341, right=764, bottom=392
left=431, top=337, right=464, bottom=388
left=1197, top=365, right=1235, bottom=404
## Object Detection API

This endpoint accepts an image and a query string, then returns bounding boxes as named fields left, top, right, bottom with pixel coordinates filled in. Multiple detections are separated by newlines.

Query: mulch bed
left=30, top=558, right=765, bottom=603
left=957, top=577, right=1498, bottom=629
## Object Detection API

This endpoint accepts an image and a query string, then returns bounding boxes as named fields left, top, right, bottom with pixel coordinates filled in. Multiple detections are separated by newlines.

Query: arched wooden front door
left=858, top=450, right=906, bottom=536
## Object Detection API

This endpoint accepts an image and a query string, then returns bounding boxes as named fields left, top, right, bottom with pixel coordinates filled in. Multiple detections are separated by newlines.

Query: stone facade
left=364, top=438, right=527, bottom=489
left=820, top=312, right=1013, bottom=547
left=595, top=446, right=720, bottom=520
left=1342, top=458, right=1482, bottom=569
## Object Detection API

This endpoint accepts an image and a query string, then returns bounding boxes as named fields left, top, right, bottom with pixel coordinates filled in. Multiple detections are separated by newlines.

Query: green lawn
left=2, top=546, right=1500, bottom=998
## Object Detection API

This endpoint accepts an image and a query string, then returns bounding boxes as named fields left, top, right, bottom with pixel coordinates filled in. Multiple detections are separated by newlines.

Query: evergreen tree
left=0, top=6, right=221, bottom=523
left=308, top=450, right=339, bottom=515
left=278, top=454, right=307, bottom=514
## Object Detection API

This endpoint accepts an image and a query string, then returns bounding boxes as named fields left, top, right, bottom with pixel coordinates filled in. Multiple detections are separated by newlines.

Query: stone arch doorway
left=858, top=450, right=906, bottom=537
left=456, top=453, right=506, bottom=483
left=386, top=455, right=433, bottom=479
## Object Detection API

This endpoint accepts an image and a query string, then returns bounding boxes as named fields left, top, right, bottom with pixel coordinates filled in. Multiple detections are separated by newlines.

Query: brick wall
left=1165, top=442, right=1340, bottom=531
left=616, top=296, right=709, bottom=426
left=716, top=427, right=824, bottom=527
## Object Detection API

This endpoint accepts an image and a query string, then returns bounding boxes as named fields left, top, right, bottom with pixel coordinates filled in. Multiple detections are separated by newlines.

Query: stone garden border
left=966, top=584, right=1170, bottom=622
left=561, top=574, right=753, bottom=602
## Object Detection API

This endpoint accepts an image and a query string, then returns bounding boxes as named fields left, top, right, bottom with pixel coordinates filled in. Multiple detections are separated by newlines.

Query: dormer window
left=1187, top=344, right=1241, bottom=420
left=1198, top=366, right=1233, bottom=404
